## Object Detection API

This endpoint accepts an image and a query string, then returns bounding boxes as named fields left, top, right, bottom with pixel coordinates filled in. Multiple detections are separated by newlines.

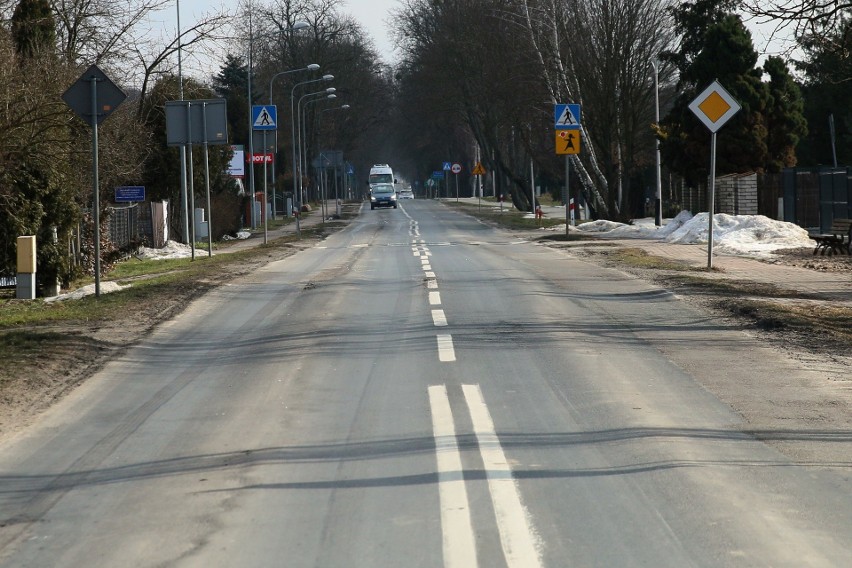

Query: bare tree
left=49, top=0, right=231, bottom=98
left=740, top=1, right=852, bottom=43
left=516, top=0, right=676, bottom=217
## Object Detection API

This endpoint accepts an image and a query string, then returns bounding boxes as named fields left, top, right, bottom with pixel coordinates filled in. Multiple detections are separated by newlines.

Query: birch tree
left=516, top=0, right=677, bottom=218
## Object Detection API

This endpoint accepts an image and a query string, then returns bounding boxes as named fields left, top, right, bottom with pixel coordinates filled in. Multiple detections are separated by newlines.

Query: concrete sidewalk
left=216, top=202, right=354, bottom=253
left=615, top=239, right=851, bottom=305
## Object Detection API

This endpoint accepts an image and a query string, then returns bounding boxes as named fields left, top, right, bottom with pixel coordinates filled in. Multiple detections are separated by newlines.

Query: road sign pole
left=708, top=132, right=717, bottom=269
left=186, top=102, right=196, bottom=260
left=565, top=155, right=570, bottom=233
left=530, top=158, right=535, bottom=215
left=203, top=102, right=213, bottom=258
left=89, top=76, right=101, bottom=298
left=455, top=173, right=459, bottom=202
left=263, top=130, right=268, bottom=244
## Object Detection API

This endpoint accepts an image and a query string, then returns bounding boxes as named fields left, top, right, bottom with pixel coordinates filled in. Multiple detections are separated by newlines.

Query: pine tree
left=660, top=12, right=773, bottom=184
left=795, top=18, right=852, bottom=167
left=212, top=54, right=250, bottom=146
left=763, top=56, right=808, bottom=172
left=11, top=0, right=56, bottom=58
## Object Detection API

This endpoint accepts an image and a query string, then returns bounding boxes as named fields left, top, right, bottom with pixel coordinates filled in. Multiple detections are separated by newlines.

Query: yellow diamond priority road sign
left=689, top=80, right=740, bottom=133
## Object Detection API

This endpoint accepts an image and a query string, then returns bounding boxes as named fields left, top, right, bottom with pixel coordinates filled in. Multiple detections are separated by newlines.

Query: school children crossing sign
left=556, top=130, right=581, bottom=155
left=252, top=105, right=277, bottom=130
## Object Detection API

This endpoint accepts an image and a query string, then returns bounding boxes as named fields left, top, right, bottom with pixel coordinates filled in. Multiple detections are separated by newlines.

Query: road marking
left=427, top=279, right=438, bottom=289
left=429, top=385, right=475, bottom=566
left=425, top=271, right=436, bottom=278
left=462, top=384, right=543, bottom=568
left=432, top=309, right=448, bottom=327
left=423, top=264, right=432, bottom=271
left=436, top=334, right=456, bottom=362
left=429, top=291, right=441, bottom=305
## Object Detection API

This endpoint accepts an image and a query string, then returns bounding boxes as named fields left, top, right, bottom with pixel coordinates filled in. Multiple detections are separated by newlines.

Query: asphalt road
left=1, top=200, right=850, bottom=567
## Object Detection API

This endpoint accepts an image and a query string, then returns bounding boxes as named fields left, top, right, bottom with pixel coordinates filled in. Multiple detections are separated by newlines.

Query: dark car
left=370, top=183, right=398, bottom=209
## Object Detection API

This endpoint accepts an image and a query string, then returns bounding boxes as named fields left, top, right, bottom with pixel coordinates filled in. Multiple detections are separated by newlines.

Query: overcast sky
left=160, top=1, right=794, bottom=79
left=162, top=0, right=401, bottom=69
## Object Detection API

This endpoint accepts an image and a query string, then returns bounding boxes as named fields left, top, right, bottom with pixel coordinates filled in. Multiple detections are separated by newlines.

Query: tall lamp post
left=176, top=0, right=190, bottom=243
left=246, top=8, right=311, bottom=229
left=291, top=75, right=334, bottom=208
left=268, top=61, right=319, bottom=219
left=320, top=104, right=350, bottom=216
left=298, top=89, right=336, bottom=205
left=651, top=59, right=663, bottom=226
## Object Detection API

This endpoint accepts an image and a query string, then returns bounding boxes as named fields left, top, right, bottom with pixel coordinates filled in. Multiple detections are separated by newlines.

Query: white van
left=369, top=164, right=395, bottom=187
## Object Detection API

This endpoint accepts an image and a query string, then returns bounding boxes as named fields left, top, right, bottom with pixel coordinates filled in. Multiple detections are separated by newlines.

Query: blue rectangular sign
left=431, top=171, right=445, bottom=179
left=554, top=103, right=581, bottom=129
left=115, top=186, right=145, bottom=202
left=252, top=105, right=277, bottom=130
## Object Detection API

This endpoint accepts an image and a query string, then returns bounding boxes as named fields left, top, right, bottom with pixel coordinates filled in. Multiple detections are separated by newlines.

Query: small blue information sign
left=115, top=186, right=145, bottom=202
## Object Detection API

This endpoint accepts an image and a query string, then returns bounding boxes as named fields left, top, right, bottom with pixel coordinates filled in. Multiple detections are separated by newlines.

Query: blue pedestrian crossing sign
left=554, top=104, right=581, bottom=129
left=442, top=162, right=452, bottom=171
left=252, top=105, right=277, bottom=130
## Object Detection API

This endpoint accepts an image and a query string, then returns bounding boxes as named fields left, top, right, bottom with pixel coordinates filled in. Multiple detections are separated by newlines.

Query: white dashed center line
left=436, top=335, right=456, bottom=362
left=432, top=309, right=448, bottom=327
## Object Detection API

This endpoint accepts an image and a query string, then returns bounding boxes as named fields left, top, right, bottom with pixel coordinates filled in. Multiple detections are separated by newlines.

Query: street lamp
left=651, top=59, right=663, bottom=226
left=291, top=74, right=334, bottom=207
left=267, top=63, right=320, bottom=219
left=319, top=104, right=351, bottom=216
left=298, top=88, right=336, bottom=204
left=246, top=10, right=311, bottom=237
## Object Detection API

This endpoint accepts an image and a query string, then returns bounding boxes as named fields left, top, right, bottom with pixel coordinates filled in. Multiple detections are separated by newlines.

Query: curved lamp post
left=291, top=75, right=334, bottom=208
left=266, top=63, right=320, bottom=219
left=319, top=104, right=351, bottom=216
left=298, top=89, right=336, bottom=205
left=247, top=14, right=311, bottom=236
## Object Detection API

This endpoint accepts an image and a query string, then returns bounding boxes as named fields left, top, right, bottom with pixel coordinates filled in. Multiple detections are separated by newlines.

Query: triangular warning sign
left=472, top=162, right=486, bottom=175
left=254, top=107, right=275, bottom=127
left=556, top=106, right=579, bottom=127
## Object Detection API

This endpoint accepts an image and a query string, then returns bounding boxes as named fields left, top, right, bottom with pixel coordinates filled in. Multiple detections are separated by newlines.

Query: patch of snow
left=45, top=281, right=129, bottom=303
left=137, top=241, right=210, bottom=260
left=222, top=231, right=251, bottom=241
left=574, top=212, right=814, bottom=259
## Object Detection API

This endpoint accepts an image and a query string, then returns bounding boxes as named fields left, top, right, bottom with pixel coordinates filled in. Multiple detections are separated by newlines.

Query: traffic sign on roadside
left=556, top=130, right=581, bottom=155
left=451, top=163, right=462, bottom=174
left=252, top=105, right=277, bottom=130
left=442, top=162, right=451, bottom=171
left=472, top=162, right=486, bottom=175
left=555, top=103, right=581, bottom=129
left=62, top=65, right=127, bottom=126
left=689, top=80, right=740, bottom=133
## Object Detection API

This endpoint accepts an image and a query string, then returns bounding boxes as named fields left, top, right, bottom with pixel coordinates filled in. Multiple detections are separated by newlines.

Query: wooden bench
left=812, top=218, right=852, bottom=255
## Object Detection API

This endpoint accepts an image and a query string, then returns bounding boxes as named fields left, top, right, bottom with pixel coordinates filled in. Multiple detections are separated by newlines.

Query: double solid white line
left=429, top=384, right=542, bottom=568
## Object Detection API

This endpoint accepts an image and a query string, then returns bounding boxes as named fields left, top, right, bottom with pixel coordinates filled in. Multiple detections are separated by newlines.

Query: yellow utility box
left=17, top=236, right=36, bottom=273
